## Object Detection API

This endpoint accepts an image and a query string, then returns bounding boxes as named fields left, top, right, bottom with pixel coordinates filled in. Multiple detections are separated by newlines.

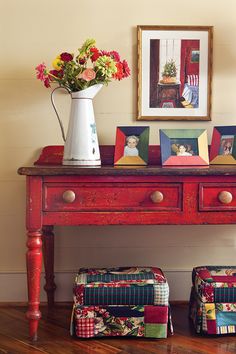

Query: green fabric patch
left=145, top=323, right=167, bottom=338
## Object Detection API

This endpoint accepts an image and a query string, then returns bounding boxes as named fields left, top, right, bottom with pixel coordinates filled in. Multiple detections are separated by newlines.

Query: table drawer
left=43, top=183, right=182, bottom=212
left=199, top=183, right=236, bottom=211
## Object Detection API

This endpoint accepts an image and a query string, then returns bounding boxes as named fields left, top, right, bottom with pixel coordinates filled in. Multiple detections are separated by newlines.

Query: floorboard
left=0, top=303, right=236, bottom=354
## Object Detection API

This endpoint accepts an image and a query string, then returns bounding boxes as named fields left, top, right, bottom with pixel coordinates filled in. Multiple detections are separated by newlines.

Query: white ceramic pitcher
left=51, top=83, right=103, bottom=166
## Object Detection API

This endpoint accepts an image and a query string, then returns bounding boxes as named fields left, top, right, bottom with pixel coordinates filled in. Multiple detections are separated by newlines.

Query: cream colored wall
left=1, top=0, right=236, bottom=301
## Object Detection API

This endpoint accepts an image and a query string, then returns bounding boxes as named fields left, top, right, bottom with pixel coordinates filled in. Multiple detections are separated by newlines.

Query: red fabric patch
left=212, top=276, right=236, bottom=283
left=207, top=320, right=217, bottom=334
left=152, top=267, right=165, bottom=282
left=144, top=305, right=168, bottom=324
left=198, top=269, right=212, bottom=281
left=76, top=318, right=94, bottom=338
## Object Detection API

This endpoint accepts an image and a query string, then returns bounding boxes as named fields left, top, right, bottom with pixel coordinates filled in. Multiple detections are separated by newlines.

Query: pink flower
left=35, top=63, right=51, bottom=88
left=100, top=50, right=120, bottom=62
left=35, top=63, right=47, bottom=81
left=100, top=50, right=110, bottom=57
left=80, top=68, right=96, bottom=82
left=60, top=52, right=73, bottom=62
left=109, top=50, right=120, bottom=62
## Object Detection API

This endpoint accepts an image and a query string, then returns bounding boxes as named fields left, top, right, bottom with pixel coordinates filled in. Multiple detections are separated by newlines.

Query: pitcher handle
left=51, top=86, right=71, bottom=142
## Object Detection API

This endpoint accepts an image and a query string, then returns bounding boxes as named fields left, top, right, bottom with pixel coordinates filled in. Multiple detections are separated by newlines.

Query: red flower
left=79, top=57, right=86, bottom=65
left=122, top=59, right=131, bottom=78
left=113, top=62, right=124, bottom=80
left=90, top=47, right=100, bottom=62
left=113, top=60, right=131, bottom=80
left=49, top=69, right=64, bottom=81
left=44, top=77, right=50, bottom=88
left=60, top=52, right=73, bottom=62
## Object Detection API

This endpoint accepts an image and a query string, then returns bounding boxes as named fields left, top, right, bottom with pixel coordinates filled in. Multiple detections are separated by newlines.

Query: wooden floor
left=0, top=303, right=236, bottom=354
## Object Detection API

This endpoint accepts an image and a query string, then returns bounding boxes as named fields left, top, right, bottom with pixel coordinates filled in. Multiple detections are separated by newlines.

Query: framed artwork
left=114, top=126, right=149, bottom=165
left=137, top=25, right=213, bottom=121
left=160, top=129, right=209, bottom=166
left=210, top=126, right=236, bottom=164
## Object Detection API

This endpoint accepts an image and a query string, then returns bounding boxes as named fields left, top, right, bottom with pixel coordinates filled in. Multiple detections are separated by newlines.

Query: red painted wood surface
left=43, top=182, right=182, bottom=212
left=34, top=145, right=161, bottom=166
left=199, top=183, right=236, bottom=211
left=18, top=145, right=236, bottom=340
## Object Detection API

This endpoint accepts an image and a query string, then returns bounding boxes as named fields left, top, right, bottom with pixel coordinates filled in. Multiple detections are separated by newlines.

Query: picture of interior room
left=149, top=39, right=200, bottom=109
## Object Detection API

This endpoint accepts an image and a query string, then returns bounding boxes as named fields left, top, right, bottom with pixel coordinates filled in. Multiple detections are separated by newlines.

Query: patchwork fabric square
left=71, top=266, right=173, bottom=338
left=190, top=265, right=236, bottom=335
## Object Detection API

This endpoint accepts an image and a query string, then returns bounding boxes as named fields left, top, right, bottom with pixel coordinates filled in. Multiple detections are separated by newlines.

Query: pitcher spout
left=71, top=84, right=103, bottom=100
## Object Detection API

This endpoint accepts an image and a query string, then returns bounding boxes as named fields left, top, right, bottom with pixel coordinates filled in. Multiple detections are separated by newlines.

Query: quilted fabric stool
left=70, top=267, right=173, bottom=338
left=189, top=265, right=236, bottom=335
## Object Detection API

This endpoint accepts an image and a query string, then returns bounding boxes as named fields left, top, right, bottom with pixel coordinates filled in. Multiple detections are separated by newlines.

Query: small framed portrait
left=114, top=126, right=149, bottom=165
left=160, top=129, right=209, bottom=166
left=137, top=25, right=213, bottom=121
left=210, top=126, right=236, bottom=164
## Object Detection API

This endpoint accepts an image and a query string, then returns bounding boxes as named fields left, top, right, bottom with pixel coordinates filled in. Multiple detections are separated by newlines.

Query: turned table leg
left=42, top=226, right=56, bottom=307
left=26, top=229, right=42, bottom=341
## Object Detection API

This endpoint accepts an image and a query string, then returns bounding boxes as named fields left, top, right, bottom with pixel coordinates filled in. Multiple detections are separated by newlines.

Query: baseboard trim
left=0, top=270, right=192, bottom=302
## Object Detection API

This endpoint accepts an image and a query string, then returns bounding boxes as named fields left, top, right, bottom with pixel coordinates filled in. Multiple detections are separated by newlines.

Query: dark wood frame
left=137, top=25, right=213, bottom=121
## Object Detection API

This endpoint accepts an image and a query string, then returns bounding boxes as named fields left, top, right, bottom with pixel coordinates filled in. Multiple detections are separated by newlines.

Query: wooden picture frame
left=114, top=126, right=149, bottom=165
left=210, top=126, right=236, bottom=164
left=137, top=25, right=213, bottom=121
left=160, top=129, right=209, bottom=166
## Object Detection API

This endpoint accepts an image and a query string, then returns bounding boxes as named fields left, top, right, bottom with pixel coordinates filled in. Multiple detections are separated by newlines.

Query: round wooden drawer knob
left=62, top=190, right=76, bottom=203
left=218, top=191, right=233, bottom=204
left=150, top=191, right=164, bottom=203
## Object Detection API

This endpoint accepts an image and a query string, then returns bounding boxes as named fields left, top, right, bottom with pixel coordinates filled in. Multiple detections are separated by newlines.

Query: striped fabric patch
left=214, top=287, right=236, bottom=303
left=217, top=325, right=236, bottom=334
left=84, top=285, right=154, bottom=305
left=87, top=272, right=155, bottom=283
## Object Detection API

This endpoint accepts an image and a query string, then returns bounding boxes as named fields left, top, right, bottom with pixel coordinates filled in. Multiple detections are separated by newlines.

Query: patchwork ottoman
left=70, top=267, right=173, bottom=338
left=189, top=265, right=236, bottom=335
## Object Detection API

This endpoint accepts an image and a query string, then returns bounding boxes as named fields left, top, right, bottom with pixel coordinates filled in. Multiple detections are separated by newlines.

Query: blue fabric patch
left=106, top=306, right=144, bottom=317
left=216, top=311, right=236, bottom=326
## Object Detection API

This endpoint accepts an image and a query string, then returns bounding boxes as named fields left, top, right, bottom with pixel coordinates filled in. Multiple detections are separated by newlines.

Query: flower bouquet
left=35, top=38, right=130, bottom=91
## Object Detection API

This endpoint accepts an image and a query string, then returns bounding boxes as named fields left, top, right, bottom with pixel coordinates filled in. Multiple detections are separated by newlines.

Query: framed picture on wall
left=114, top=126, right=149, bottom=165
left=137, top=25, right=213, bottom=121
left=160, top=129, right=209, bottom=166
left=210, top=126, right=236, bottom=164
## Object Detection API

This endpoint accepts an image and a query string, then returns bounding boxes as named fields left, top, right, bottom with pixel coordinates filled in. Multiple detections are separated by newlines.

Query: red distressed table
left=18, top=145, right=236, bottom=340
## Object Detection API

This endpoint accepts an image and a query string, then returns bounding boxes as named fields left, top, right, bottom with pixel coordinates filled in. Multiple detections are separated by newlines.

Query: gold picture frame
left=137, top=25, right=213, bottom=121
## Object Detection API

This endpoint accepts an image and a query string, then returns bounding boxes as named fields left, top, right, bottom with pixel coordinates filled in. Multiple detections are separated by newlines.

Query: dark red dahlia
left=60, top=52, right=73, bottom=62
left=49, top=69, right=64, bottom=81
